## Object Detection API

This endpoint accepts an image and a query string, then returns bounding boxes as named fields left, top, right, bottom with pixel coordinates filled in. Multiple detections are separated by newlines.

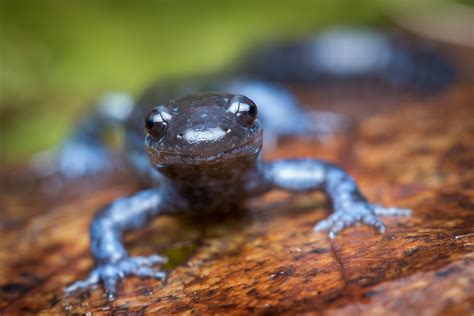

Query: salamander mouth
left=146, top=131, right=262, bottom=166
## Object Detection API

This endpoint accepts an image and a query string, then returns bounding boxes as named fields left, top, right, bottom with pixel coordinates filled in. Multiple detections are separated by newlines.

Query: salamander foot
left=64, top=254, right=167, bottom=301
left=314, top=200, right=411, bottom=239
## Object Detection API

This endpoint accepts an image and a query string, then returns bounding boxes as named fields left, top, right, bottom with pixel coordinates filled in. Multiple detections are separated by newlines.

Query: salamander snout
left=171, top=107, right=249, bottom=154
left=177, top=125, right=230, bottom=144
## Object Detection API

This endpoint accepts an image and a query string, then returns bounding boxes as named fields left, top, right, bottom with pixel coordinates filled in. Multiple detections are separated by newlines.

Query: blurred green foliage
left=0, top=0, right=392, bottom=161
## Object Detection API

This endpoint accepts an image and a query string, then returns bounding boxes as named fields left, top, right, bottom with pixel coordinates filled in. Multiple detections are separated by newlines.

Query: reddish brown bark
left=1, top=66, right=473, bottom=315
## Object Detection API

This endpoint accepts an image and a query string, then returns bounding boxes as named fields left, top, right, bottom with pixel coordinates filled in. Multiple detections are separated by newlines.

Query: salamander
left=59, top=28, right=455, bottom=300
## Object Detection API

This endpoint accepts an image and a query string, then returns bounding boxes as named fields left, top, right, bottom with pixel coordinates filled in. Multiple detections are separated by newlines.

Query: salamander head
left=144, top=92, right=262, bottom=171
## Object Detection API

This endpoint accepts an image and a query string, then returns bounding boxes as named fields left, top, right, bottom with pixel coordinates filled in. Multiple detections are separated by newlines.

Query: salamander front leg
left=64, top=188, right=171, bottom=300
left=265, top=159, right=411, bottom=238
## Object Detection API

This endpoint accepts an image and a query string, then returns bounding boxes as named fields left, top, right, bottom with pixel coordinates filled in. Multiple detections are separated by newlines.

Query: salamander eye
left=144, top=106, right=172, bottom=140
left=226, top=95, right=258, bottom=127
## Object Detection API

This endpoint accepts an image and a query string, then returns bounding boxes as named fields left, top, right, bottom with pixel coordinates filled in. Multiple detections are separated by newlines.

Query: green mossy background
left=0, top=0, right=462, bottom=161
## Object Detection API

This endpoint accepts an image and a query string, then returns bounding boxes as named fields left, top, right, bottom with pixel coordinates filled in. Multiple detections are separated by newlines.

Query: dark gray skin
left=64, top=92, right=411, bottom=300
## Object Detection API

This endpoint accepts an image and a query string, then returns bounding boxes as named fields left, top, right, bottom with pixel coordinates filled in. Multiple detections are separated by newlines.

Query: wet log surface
left=1, top=57, right=473, bottom=315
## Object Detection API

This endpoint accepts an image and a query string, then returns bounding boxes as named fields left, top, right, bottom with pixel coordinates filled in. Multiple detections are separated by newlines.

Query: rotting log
left=0, top=63, right=473, bottom=316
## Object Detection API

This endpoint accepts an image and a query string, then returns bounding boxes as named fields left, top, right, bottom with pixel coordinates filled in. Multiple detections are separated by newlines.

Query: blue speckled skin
left=58, top=28, right=457, bottom=300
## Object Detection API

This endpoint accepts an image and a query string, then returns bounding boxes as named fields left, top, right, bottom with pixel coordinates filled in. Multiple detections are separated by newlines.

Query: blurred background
left=0, top=0, right=472, bottom=163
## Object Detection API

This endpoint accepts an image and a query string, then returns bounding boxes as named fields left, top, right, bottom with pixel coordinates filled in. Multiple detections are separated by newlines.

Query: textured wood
left=1, top=77, right=473, bottom=314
